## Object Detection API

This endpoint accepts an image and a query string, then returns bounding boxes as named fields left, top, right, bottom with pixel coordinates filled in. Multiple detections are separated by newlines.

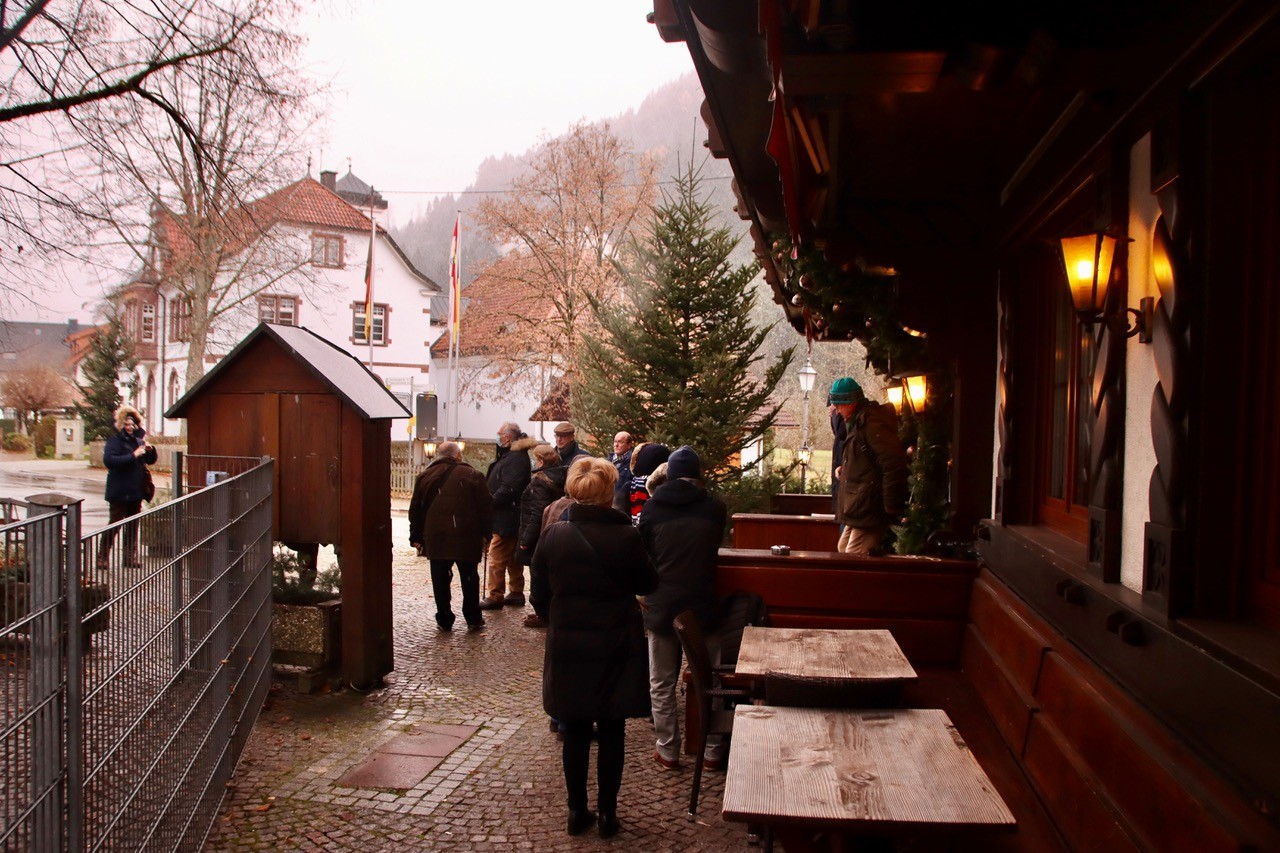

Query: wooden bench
left=731, top=513, right=839, bottom=551
left=695, top=554, right=1280, bottom=850
left=768, top=493, right=833, bottom=515
left=717, top=548, right=977, bottom=665
left=958, top=569, right=1280, bottom=852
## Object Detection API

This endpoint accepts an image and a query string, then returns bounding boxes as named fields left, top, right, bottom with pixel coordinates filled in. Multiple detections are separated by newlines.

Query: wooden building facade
left=654, top=0, right=1280, bottom=848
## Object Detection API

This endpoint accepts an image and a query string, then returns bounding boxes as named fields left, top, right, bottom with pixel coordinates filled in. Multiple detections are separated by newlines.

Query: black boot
left=598, top=811, right=619, bottom=838
left=567, top=809, right=596, bottom=836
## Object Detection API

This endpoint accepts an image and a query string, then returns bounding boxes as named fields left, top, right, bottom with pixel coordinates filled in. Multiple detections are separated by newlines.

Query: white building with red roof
left=111, top=170, right=440, bottom=435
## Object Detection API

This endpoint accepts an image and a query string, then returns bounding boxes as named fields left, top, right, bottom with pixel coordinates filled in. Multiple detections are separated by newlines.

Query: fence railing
left=390, top=442, right=414, bottom=498
left=0, top=459, right=275, bottom=852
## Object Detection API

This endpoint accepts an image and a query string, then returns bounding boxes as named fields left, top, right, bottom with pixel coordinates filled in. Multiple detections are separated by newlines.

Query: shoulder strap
left=420, top=462, right=460, bottom=514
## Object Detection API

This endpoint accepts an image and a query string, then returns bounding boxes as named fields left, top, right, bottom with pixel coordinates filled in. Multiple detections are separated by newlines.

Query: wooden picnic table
left=735, top=625, right=918, bottom=682
left=722, top=705, right=1016, bottom=851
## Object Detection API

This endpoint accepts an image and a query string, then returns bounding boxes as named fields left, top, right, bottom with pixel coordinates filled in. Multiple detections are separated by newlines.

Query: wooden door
left=277, top=394, right=342, bottom=545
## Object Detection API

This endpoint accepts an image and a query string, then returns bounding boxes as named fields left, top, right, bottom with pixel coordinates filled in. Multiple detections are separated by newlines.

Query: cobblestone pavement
left=204, top=517, right=749, bottom=851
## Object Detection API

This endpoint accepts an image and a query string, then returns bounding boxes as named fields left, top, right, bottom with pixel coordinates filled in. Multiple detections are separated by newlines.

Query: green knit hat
left=827, top=377, right=864, bottom=405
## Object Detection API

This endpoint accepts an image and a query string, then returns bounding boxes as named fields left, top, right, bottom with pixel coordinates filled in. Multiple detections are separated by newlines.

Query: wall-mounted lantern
left=903, top=373, right=928, bottom=413
left=1059, top=231, right=1152, bottom=342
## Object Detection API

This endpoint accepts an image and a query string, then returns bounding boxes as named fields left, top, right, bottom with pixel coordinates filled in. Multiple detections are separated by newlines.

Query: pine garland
left=772, top=238, right=926, bottom=374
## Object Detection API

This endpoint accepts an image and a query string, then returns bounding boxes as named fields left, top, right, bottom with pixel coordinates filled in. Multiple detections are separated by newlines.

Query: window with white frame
left=258, top=295, right=298, bottom=326
left=352, top=303, right=387, bottom=345
left=311, top=233, right=344, bottom=268
left=141, top=303, right=156, bottom=343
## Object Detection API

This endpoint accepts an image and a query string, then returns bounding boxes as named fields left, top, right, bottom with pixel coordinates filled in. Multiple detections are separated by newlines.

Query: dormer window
left=311, top=233, right=344, bottom=268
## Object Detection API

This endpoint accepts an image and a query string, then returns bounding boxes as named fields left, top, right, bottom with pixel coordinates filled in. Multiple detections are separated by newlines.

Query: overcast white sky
left=304, top=0, right=694, bottom=214
left=19, top=0, right=693, bottom=323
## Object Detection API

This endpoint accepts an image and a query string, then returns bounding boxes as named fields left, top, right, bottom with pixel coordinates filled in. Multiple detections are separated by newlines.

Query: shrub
left=271, top=544, right=341, bottom=605
left=2, top=433, right=32, bottom=453
left=33, top=418, right=56, bottom=458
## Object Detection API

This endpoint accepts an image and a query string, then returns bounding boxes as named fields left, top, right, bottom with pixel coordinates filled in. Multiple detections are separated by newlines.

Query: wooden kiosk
left=166, top=322, right=410, bottom=688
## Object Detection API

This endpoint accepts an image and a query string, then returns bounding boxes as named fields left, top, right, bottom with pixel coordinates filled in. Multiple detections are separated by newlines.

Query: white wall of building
left=428, top=354, right=558, bottom=444
left=144, top=222, right=436, bottom=435
left=1121, top=134, right=1161, bottom=593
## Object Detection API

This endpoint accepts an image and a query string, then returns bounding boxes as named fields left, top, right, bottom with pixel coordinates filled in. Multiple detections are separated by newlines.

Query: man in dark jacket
left=830, top=376, right=909, bottom=554
left=409, top=442, right=493, bottom=631
left=637, top=445, right=727, bottom=771
left=482, top=422, right=538, bottom=610
left=609, top=431, right=633, bottom=483
left=516, top=444, right=567, bottom=627
left=553, top=421, right=591, bottom=466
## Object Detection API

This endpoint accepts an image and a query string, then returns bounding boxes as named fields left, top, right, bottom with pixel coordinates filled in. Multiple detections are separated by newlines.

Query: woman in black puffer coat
left=530, top=457, right=657, bottom=839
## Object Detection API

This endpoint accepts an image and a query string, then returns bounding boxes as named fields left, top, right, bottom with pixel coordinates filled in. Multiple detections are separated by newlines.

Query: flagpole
left=449, top=212, right=462, bottom=437
left=367, top=189, right=376, bottom=369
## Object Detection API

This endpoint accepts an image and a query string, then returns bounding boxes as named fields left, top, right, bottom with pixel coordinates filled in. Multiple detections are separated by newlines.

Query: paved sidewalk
left=203, top=518, right=748, bottom=851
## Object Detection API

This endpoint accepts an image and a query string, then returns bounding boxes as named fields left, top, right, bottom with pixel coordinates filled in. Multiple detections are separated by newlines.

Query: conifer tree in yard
left=577, top=165, right=793, bottom=483
left=74, top=314, right=137, bottom=442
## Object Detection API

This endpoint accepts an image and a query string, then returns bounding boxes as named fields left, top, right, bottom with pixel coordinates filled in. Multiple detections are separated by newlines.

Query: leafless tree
left=469, top=122, right=659, bottom=400
left=54, top=2, right=327, bottom=388
left=0, top=365, right=74, bottom=433
left=0, top=0, right=309, bottom=323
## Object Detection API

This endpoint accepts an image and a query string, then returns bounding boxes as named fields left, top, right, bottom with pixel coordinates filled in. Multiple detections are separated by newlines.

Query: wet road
left=0, top=467, right=111, bottom=530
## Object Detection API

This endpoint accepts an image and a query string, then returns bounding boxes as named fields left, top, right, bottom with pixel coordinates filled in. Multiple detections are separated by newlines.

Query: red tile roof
left=429, top=271, right=556, bottom=359
left=151, top=177, right=392, bottom=279
left=244, top=177, right=375, bottom=232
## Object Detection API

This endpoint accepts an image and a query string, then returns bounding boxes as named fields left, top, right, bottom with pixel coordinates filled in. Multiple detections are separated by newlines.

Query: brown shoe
left=653, top=750, right=681, bottom=772
left=703, top=755, right=727, bottom=772
left=477, top=597, right=504, bottom=611
left=522, top=614, right=547, bottom=628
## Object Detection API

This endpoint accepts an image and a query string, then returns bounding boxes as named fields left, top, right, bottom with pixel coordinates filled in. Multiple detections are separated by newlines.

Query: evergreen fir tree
left=576, top=165, right=794, bottom=483
left=74, top=314, right=136, bottom=441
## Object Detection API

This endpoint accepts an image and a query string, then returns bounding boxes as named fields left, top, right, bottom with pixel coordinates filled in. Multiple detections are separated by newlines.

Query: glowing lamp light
left=904, top=374, right=928, bottom=413
left=796, top=445, right=813, bottom=466
left=1059, top=232, right=1118, bottom=317
left=886, top=384, right=904, bottom=413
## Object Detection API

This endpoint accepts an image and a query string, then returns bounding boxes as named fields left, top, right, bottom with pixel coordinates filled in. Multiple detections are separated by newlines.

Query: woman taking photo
left=531, top=457, right=657, bottom=839
left=97, top=404, right=158, bottom=570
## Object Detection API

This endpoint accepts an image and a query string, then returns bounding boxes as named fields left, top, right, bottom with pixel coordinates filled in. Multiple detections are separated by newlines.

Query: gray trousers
left=647, top=629, right=726, bottom=763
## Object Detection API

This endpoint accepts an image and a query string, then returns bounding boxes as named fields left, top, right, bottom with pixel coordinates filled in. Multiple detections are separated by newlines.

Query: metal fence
left=1, top=458, right=275, bottom=852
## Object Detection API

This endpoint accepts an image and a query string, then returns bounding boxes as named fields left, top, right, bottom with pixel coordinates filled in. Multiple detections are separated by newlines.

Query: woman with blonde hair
left=530, top=456, right=657, bottom=838
left=97, top=405, right=158, bottom=569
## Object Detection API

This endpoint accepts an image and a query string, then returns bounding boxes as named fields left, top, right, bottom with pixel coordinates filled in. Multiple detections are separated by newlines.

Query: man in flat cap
left=553, top=422, right=590, bottom=467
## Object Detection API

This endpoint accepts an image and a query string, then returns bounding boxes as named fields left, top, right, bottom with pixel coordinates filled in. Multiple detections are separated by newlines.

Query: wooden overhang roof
left=166, top=322, right=412, bottom=421
left=652, top=0, right=1226, bottom=335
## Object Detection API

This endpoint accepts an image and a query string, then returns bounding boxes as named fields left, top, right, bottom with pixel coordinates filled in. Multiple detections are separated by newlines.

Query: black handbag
left=142, top=467, right=156, bottom=502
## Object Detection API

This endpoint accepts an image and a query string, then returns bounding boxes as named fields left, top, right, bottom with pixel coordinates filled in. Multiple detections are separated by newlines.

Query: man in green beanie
left=829, top=377, right=909, bottom=554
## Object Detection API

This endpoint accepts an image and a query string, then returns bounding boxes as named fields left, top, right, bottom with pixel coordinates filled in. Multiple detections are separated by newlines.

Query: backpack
left=716, top=590, right=770, bottom=666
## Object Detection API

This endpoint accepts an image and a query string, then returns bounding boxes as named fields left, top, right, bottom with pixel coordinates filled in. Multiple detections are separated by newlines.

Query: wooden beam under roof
left=780, top=51, right=946, bottom=96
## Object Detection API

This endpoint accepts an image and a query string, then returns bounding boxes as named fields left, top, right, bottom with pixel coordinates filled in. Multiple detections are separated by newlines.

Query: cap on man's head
left=827, top=377, right=864, bottom=406
left=666, top=445, right=701, bottom=481
left=553, top=422, right=576, bottom=436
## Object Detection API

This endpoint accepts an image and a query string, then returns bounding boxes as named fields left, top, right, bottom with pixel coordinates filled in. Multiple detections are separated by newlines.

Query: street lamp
left=797, top=357, right=817, bottom=492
